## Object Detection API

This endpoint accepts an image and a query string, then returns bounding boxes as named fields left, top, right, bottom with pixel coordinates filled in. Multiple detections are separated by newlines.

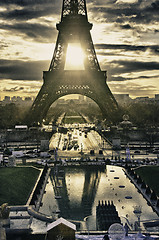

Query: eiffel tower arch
left=26, top=0, right=118, bottom=125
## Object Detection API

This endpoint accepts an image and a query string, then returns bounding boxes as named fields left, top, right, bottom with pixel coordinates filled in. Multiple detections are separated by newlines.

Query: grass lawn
left=0, top=167, right=40, bottom=205
left=135, top=166, right=159, bottom=196
left=17, top=162, right=43, bottom=168
left=63, top=117, right=86, bottom=124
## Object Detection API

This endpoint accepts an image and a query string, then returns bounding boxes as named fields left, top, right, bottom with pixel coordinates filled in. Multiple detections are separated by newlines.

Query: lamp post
left=133, top=206, right=142, bottom=233
left=84, top=215, right=91, bottom=235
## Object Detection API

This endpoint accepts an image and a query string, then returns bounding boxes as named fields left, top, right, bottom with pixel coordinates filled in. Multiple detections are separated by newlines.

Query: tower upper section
left=49, top=0, right=100, bottom=71
left=61, top=0, right=88, bottom=20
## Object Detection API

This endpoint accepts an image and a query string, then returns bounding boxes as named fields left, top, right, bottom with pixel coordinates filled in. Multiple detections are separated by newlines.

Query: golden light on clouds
left=0, top=7, right=6, bottom=12
left=108, top=77, right=159, bottom=99
left=0, top=79, right=42, bottom=99
left=0, top=0, right=158, bottom=99
left=116, top=0, right=138, bottom=3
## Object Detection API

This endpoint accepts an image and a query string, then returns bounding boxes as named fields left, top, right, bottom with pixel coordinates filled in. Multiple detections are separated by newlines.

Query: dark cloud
left=111, top=74, right=159, bottom=82
left=0, top=23, right=57, bottom=42
left=89, top=6, right=139, bottom=22
left=110, top=76, right=126, bottom=82
left=0, top=0, right=61, bottom=8
left=96, top=43, right=146, bottom=51
left=0, top=59, right=49, bottom=80
left=0, top=57, right=158, bottom=83
left=106, top=60, right=159, bottom=80
left=0, top=0, right=158, bottom=99
left=0, top=0, right=158, bottom=45
left=1, top=8, right=49, bottom=21
left=0, top=42, right=8, bottom=49
left=137, top=75, right=159, bottom=79
left=95, top=44, right=159, bottom=55
left=148, top=0, right=159, bottom=11
left=0, top=0, right=61, bottom=43
left=112, top=60, right=159, bottom=74
left=87, top=0, right=117, bottom=5
left=0, top=4, right=59, bottom=21
left=101, top=57, right=159, bottom=82
left=0, top=0, right=62, bottom=43
left=4, top=86, right=24, bottom=92
left=120, top=24, right=132, bottom=29
left=0, top=0, right=62, bottom=25
left=89, top=0, right=159, bottom=25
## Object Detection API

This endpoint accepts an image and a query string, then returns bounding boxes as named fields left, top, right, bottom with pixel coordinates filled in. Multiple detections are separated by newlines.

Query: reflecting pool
left=31, top=165, right=158, bottom=232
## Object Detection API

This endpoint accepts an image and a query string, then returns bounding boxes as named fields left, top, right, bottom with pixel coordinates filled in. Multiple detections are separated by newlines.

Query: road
left=5, top=123, right=157, bottom=165
left=49, top=125, right=158, bottom=163
left=49, top=128, right=107, bottom=158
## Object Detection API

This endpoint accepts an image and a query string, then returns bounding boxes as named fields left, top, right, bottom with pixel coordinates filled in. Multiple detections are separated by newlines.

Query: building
left=47, top=217, right=76, bottom=240
left=96, top=201, right=121, bottom=231
left=114, top=94, right=132, bottom=106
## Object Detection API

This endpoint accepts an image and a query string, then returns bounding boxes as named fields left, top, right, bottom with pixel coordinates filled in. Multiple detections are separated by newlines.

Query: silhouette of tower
left=51, top=166, right=103, bottom=220
left=27, top=0, right=118, bottom=125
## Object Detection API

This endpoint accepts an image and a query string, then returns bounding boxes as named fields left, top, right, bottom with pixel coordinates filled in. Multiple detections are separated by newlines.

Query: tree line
left=0, top=102, right=159, bottom=129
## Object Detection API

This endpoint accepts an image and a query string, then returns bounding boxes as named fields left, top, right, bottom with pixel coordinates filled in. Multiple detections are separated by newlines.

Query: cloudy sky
left=0, top=0, right=159, bottom=100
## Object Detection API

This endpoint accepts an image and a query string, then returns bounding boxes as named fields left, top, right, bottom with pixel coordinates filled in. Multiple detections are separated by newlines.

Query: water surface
left=32, top=165, right=158, bottom=232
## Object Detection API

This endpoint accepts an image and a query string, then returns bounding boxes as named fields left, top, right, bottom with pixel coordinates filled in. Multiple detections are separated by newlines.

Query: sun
left=65, top=43, right=85, bottom=70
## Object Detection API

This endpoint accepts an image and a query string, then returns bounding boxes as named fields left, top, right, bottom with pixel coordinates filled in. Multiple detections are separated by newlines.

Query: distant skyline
left=0, top=0, right=159, bottom=99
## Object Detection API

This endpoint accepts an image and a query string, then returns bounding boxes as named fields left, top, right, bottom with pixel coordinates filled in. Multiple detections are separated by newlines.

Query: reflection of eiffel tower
left=51, top=166, right=104, bottom=221
left=26, top=0, right=118, bottom=125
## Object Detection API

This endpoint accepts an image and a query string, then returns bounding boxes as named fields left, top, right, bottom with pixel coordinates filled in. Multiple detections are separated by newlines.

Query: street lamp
left=133, top=205, right=142, bottom=233
left=84, top=215, right=91, bottom=235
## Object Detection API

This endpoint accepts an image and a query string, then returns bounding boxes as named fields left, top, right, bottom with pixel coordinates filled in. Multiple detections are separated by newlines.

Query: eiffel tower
left=27, top=0, right=118, bottom=125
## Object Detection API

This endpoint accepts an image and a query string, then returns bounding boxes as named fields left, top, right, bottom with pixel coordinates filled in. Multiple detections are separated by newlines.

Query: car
left=67, top=145, right=73, bottom=150
left=74, top=145, right=79, bottom=150
left=62, top=146, right=66, bottom=150
left=99, top=150, right=103, bottom=155
left=152, top=150, right=159, bottom=154
left=90, top=150, right=95, bottom=155
left=134, top=150, right=140, bottom=154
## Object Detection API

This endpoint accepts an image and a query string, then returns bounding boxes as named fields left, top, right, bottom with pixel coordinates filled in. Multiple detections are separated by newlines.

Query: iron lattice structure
left=62, top=0, right=87, bottom=19
left=26, top=0, right=118, bottom=125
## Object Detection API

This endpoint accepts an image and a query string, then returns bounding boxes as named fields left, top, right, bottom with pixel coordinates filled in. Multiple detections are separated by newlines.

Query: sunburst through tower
left=65, top=43, right=85, bottom=70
